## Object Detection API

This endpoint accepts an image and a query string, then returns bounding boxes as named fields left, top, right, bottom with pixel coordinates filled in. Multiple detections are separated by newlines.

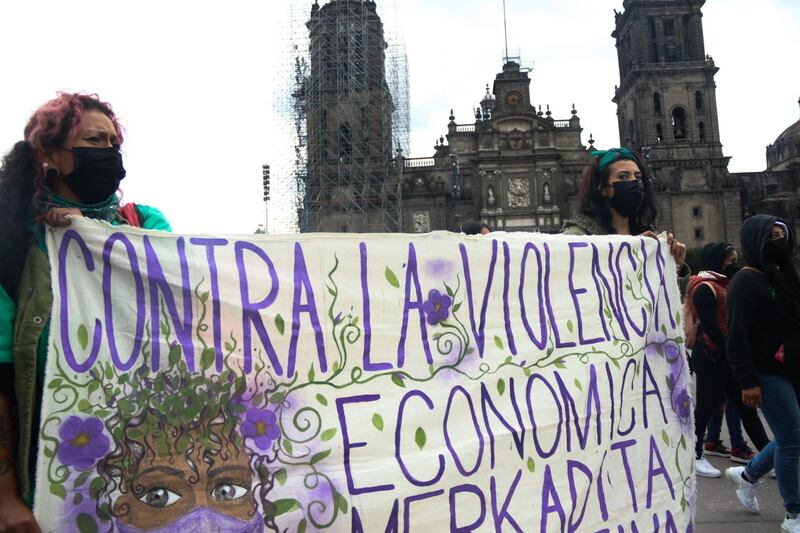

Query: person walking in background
left=704, top=398, right=756, bottom=463
left=688, top=242, right=769, bottom=478
left=725, top=215, right=800, bottom=532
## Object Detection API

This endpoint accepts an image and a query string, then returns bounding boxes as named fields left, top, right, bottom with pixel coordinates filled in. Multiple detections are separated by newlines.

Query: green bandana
left=591, top=147, right=636, bottom=172
left=46, top=193, right=120, bottom=222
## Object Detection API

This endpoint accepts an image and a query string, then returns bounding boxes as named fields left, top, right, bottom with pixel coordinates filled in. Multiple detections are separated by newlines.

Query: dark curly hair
left=0, top=92, right=122, bottom=295
left=575, top=150, right=658, bottom=235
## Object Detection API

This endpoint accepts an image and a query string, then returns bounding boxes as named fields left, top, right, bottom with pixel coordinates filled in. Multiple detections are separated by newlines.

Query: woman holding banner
left=0, top=92, right=170, bottom=531
left=561, top=147, right=688, bottom=274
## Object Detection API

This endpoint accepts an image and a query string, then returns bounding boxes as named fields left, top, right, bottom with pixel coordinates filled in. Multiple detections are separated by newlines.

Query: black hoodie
left=726, top=214, right=800, bottom=388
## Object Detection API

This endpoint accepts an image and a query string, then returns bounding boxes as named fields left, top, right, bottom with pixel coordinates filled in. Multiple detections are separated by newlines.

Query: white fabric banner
left=35, top=218, right=695, bottom=532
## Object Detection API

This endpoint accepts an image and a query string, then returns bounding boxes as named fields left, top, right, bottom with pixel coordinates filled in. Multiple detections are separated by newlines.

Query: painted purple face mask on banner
left=116, top=508, right=264, bottom=533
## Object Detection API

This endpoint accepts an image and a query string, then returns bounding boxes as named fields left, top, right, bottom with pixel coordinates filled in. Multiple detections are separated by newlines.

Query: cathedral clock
left=505, top=90, right=522, bottom=108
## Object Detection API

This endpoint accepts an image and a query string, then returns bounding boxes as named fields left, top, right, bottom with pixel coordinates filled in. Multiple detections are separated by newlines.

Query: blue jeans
left=706, top=397, right=746, bottom=449
left=745, top=373, right=800, bottom=514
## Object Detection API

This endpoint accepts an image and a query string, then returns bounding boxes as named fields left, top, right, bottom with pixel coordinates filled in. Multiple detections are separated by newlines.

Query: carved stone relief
left=507, top=177, right=531, bottom=209
left=412, top=211, right=430, bottom=233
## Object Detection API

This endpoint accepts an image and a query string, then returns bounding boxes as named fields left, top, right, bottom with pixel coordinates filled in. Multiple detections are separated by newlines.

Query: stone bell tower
left=611, top=0, right=740, bottom=250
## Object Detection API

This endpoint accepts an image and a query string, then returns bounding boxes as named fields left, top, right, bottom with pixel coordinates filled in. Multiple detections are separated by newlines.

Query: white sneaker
left=782, top=514, right=800, bottom=532
left=696, top=456, right=722, bottom=478
left=725, top=466, right=762, bottom=514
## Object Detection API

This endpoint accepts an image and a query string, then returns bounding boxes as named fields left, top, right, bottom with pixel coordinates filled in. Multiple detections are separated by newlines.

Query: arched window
left=653, top=93, right=662, bottom=115
left=695, top=90, right=704, bottom=111
left=627, top=120, right=635, bottom=144
left=672, top=107, right=687, bottom=140
left=656, top=123, right=663, bottom=143
left=698, top=121, right=706, bottom=142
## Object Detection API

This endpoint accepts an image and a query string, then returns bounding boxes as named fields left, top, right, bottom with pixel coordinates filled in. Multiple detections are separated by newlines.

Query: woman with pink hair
left=0, top=92, right=170, bottom=531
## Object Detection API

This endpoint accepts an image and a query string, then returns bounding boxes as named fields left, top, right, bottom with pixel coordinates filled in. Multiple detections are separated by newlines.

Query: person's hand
left=742, top=386, right=762, bottom=409
left=41, top=207, right=82, bottom=227
left=666, top=232, right=687, bottom=270
left=0, top=494, right=41, bottom=533
left=638, top=230, right=658, bottom=240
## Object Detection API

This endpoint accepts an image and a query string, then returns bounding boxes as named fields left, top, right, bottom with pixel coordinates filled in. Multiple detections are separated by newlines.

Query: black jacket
left=726, top=214, right=800, bottom=388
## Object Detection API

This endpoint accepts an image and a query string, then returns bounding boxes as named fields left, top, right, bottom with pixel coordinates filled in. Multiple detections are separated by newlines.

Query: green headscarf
left=591, top=147, right=636, bottom=172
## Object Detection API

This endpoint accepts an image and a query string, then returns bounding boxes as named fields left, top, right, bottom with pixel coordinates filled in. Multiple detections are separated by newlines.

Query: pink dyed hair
left=24, top=92, right=124, bottom=198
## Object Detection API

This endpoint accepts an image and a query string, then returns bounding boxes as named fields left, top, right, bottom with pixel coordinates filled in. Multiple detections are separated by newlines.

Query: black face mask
left=61, top=146, right=126, bottom=204
left=608, top=180, right=644, bottom=218
left=723, top=264, right=740, bottom=278
left=764, top=238, right=791, bottom=266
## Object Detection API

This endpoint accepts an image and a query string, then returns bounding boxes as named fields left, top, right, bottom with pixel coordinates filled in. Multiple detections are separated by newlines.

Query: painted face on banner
left=114, top=429, right=258, bottom=531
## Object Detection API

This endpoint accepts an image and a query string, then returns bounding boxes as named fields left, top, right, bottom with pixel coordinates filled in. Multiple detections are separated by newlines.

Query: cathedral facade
left=300, top=0, right=799, bottom=254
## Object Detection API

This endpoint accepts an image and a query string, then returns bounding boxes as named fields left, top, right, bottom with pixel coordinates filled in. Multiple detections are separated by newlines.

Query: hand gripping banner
left=36, top=218, right=695, bottom=532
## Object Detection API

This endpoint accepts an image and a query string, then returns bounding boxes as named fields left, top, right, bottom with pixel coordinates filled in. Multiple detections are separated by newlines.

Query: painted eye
left=139, top=487, right=182, bottom=508
left=211, top=483, right=248, bottom=502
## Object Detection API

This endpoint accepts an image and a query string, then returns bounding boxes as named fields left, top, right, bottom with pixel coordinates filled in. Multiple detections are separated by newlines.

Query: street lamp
left=262, top=164, right=270, bottom=233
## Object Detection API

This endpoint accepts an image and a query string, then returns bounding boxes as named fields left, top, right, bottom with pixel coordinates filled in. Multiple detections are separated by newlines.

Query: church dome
left=480, top=84, right=495, bottom=103
left=774, top=118, right=800, bottom=145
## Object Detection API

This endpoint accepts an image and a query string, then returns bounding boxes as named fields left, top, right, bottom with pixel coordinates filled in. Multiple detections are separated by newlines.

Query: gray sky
left=1, top=0, right=798, bottom=234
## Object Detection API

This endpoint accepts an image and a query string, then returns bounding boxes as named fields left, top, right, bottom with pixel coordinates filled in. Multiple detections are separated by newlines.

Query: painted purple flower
left=57, top=416, right=110, bottom=470
left=423, top=289, right=452, bottom=325
left=242, top=407, right=280, bottom=450
left=674, top=388, right=692, bottom=420
left=333, top=312, right=343, bottom=325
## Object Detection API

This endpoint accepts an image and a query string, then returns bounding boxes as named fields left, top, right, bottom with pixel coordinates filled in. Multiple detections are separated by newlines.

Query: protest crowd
left=0, top=93, right=799, bottom=532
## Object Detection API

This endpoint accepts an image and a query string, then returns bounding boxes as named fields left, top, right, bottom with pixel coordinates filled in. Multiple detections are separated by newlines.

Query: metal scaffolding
left=274, top=0, right=409, bottom=233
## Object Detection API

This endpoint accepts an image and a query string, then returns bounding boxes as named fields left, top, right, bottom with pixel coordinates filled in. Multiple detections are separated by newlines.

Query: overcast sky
left=0, top=0, right=798, bottom=234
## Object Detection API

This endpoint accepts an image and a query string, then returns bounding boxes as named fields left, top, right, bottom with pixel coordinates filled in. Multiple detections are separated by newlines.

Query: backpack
left=117, top=203, right=142, bottom=228
left=683, top=299, right=700, bottom=349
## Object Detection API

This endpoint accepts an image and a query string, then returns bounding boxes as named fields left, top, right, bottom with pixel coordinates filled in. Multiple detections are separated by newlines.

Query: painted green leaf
left=526, top=457, right=536, bottom=473
left=661, top=429, right=670, bottom=447
left=444, top=283, right=455, bottom=298
left=333, top=361, right=340, bottom=373
left=321, top=428, right=338, bottom=441
left=316, top=393, right=328, bottom=406
left=89, top=477, right=105, bottom=499
left=77, top=324, right=88, bottom=351
left=523, top=367, right=532, bottom=377
left=273, top=498, right=301, bottom=516
left=385, top=267, right=400, bottom=288
left=199, top=291, right=209, bottom=303
left=308, top=365, right=316, bottom=382
left=275, top=468, right=288, bottom=486
left=50, top=482, right=67, bottom=500
left=74, top=470, right=92, bottom=489
left=493, top=335, right=504, bottom=350
left=224, top=341, right=234, bottom=352
left=661, top=324, right=667, bottom=335
left=48, top=378, right=63, bottom=390
left=554, top=360, right=566, bottom=369
left=679, top=435, right=687, bottom=450
left=415, top=427, right=427, bottom=449
left=497, top=379, right=506, bottom=396
left=43, top=447, right=54, bottom=458
left=77, top=399, right=92, bottom=413
left=160, top=321, right=169, bottom=335
left=283, top=439, right=293, bottom=455
left=76, top=513, right=98, bottom=533
left=73, top=493, right=83, bottom=506
left=298, top=519, right=308, bottom=533
left=168, top=344, right=181, bottom=366
left=680, top=496, right=687, bottom=512
left=676, top=310, right=682, bottom=325
left=574, top=378, right=583, bottom=392
left=200, top=348, right=216, bottom=371
left=275, top=314, right=285, bottom=335
left=675, top=336, right=684, bottom=345
left=270, top=392, right=286, bottom=405
left=453, top=302, right=462, bottom=313
left=391, top=373, right=406, bottom=388
left=335, top=491, right=349, bottom=514
left=665, top=374, right=674, bottom=391
left=104, top=362, right=113, bottom=379
left=372, top=414, right=384, bottom=431
left=566, top=320, right=574, bottom=334
left=604, top=308, right=612, bottom=319
left=310, top=449, right=331, bottom=465
left=611, top=358, right=620, bottom=368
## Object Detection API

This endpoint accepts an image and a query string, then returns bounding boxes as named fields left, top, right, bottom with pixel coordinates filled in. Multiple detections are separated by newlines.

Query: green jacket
left=0, top=205, right=170, bottom=501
